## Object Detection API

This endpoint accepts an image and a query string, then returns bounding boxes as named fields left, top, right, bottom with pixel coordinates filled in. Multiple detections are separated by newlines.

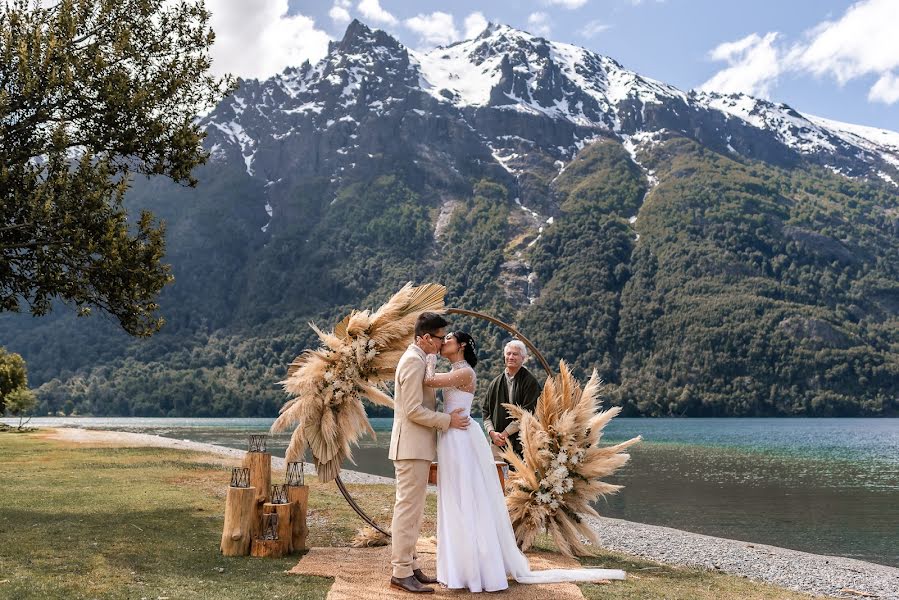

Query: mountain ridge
left=203, top=19, right=899, bottom=196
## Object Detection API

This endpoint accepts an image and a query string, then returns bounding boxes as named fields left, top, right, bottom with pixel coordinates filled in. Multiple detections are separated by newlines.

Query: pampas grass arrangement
left=501, top=361, right=641, bottom=557
left=271, top=282, right=446, bottom=482
left=351, top=525, right=391, bottom=548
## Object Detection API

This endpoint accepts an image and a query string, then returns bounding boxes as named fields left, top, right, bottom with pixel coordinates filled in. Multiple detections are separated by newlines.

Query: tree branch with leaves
left=1, top=0, right=234, bottom=336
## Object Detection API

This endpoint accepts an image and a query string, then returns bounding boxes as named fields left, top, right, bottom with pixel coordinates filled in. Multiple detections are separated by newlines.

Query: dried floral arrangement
left=502, top=362, right=641, bottom=557
left=271, top=283, right=446, bottom=482
left=350, top=525, right=391, bottom=548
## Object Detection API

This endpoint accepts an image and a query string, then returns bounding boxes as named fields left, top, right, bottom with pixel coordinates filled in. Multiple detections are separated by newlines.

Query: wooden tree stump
left=250, top=538, right=284, bottom=558
left=220, top=486, right=257, bottom=556
left=262, top=502, right=293, bottom=554
left=287, top=484, right=309, bottom=553
left=242, top=451, right=271, bottom=507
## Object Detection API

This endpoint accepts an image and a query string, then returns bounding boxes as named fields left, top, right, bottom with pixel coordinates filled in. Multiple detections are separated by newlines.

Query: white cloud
left=527, top=12, right=551, bottom=37
left=207, top=0, right=330, bottom=80
left=702, top=0, right=899, bottom=104
left=792, top=0, right=899, bottom=84
left=404, top=12, right=460, bottom=47
left=578, top=20, right=610, bottom=38
left=700, top=32, right=781, bottom=98
left=869, top=72, right=899, bottom=104
left=357, top=0, right=397, bottom=26
left=545, top=0, right=588, bottom=8
left=329, top=2, right=351, bottom=25
left=464, top=11, right=489, bottom=39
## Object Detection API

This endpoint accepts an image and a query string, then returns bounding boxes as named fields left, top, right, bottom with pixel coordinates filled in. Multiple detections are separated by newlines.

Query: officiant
left=481, top=339, right=540, bottom=461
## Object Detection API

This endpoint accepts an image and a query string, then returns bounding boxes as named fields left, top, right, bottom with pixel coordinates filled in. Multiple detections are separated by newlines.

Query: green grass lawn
left=0, top=432, right=828, bottom=599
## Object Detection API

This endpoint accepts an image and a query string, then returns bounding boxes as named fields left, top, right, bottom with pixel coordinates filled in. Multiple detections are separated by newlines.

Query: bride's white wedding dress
left=432, top=360, right=625, bottom=592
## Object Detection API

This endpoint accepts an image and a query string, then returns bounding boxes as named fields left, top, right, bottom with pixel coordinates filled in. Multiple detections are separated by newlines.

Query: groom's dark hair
left=415, top=312, right=448, bottom=337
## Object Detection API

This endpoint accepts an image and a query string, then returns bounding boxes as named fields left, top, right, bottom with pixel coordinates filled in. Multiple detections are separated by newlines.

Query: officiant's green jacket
left=481, top=366, right=540, bottom=459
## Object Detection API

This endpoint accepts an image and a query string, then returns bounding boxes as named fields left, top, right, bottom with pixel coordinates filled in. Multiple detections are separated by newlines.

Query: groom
left=389, top=312, right=470, bottom=594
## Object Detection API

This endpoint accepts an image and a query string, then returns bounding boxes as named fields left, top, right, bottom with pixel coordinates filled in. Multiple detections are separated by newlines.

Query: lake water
left=10, top=416, right=897, bottom=567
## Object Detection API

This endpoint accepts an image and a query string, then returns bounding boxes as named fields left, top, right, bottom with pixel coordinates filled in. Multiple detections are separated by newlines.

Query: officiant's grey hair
left=504, top=340, right=528, bottom=358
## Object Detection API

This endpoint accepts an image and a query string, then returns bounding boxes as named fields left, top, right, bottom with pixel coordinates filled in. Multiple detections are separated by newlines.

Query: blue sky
left=207, top=0, right=898, bottom=131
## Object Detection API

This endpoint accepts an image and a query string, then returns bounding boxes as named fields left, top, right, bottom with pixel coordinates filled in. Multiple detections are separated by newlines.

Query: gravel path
left=48, top=427, right=898, bottom=599
left=586, top=515, right=898, bottom=599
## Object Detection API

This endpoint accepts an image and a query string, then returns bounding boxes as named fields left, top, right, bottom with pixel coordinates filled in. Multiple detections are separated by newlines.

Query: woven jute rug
left=289, top=537, right=592, bottom=599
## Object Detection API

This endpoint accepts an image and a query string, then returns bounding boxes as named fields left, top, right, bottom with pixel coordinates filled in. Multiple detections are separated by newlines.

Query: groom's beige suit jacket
left=388, top=344, right=451, bottom=460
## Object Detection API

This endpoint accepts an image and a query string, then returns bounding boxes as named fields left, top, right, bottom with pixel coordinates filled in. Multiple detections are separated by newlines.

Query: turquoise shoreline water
left=9, top=417, right=897, bottom=567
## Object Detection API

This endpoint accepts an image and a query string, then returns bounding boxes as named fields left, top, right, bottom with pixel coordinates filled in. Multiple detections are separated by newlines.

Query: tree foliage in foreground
left=0, top=346, right=29, bottom=414
left=0, top=0, right=232, bottom=336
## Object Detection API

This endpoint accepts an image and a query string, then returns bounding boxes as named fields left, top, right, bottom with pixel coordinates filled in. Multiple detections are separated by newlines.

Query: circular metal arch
left=334, top=307, right=554, bottom=537
left=445, top=307, right=553, bottom=378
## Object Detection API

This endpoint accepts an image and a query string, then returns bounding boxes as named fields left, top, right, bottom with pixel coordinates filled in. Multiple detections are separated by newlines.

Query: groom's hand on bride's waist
left=448, top=407, right=470, bottom=430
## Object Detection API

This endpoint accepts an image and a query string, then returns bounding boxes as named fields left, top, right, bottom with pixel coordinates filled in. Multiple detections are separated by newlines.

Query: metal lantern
left=248, top=434, right=268, bottom=453
left=286, top=461, right=305, bottom=487
left=230, top=467, right=250, bottom=488
left=261, top=513, right=279, bottom=540
left=270, top=484, right=289, bottom=504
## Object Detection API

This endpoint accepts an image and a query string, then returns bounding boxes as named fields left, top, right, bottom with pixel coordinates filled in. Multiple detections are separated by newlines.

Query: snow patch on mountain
left=807, top=114, right=899, bottom=170
left=621, top=131, right=661, bottom=223
left=211, top=120, right=256, bottom=176
left=412, top=24, right=684, bottom=131
left=697, top=92, right=837, bottom=154
left=410, top=46, right=500, bottom=107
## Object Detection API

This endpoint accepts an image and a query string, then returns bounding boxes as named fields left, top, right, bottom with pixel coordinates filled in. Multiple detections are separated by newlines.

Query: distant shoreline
left=41, top=426, right=899, bottom=600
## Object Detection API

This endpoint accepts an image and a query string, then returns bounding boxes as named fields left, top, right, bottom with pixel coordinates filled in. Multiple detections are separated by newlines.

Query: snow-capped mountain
left=201, top=19, right=899, bottom=217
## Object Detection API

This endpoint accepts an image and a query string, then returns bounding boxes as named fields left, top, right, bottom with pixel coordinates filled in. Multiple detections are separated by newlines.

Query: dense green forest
left=2, top=134, right=898, bottom=418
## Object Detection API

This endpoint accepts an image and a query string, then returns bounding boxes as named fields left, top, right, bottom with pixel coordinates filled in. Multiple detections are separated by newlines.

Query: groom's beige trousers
left=390, top=458, right=431, bottom=577
left=389, top=344, right=451, bottom=579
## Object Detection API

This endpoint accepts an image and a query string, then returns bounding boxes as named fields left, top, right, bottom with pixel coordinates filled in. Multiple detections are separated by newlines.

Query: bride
left=423, top=331, right=625, bottom=593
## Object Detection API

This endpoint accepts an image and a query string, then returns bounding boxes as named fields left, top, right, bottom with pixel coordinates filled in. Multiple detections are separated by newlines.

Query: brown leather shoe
left=390, top=575, right=435, bottom=593
left=413, top=569, right=438, bottom=584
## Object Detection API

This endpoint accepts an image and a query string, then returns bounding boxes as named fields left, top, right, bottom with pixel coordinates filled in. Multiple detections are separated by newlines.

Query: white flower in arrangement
left=536, top=491, right=552, bottom=505
left=366, top=347, right=378, bottom=360
left=557, top=450, right=569, bottom=464
left=562, top=478, right=574, bottom=492
left=549, top=500, right=560, bottom=510
left=552, top=465, right=569, bottom=480
left=323, top=370, right=335, bottom=382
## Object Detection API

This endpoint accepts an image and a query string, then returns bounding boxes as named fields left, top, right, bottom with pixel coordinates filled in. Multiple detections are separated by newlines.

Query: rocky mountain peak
left=330, top=19, right=407, bottom=61
left=200, top=19, right=899, bottom=189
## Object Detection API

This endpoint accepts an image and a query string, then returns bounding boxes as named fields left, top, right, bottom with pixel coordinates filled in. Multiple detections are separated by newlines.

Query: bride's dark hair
left=450, top=331, right=478, bottom=368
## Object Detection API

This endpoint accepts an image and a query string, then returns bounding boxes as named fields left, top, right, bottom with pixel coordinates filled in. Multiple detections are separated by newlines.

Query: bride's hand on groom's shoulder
left=449, top=407, right=470, bottom=430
